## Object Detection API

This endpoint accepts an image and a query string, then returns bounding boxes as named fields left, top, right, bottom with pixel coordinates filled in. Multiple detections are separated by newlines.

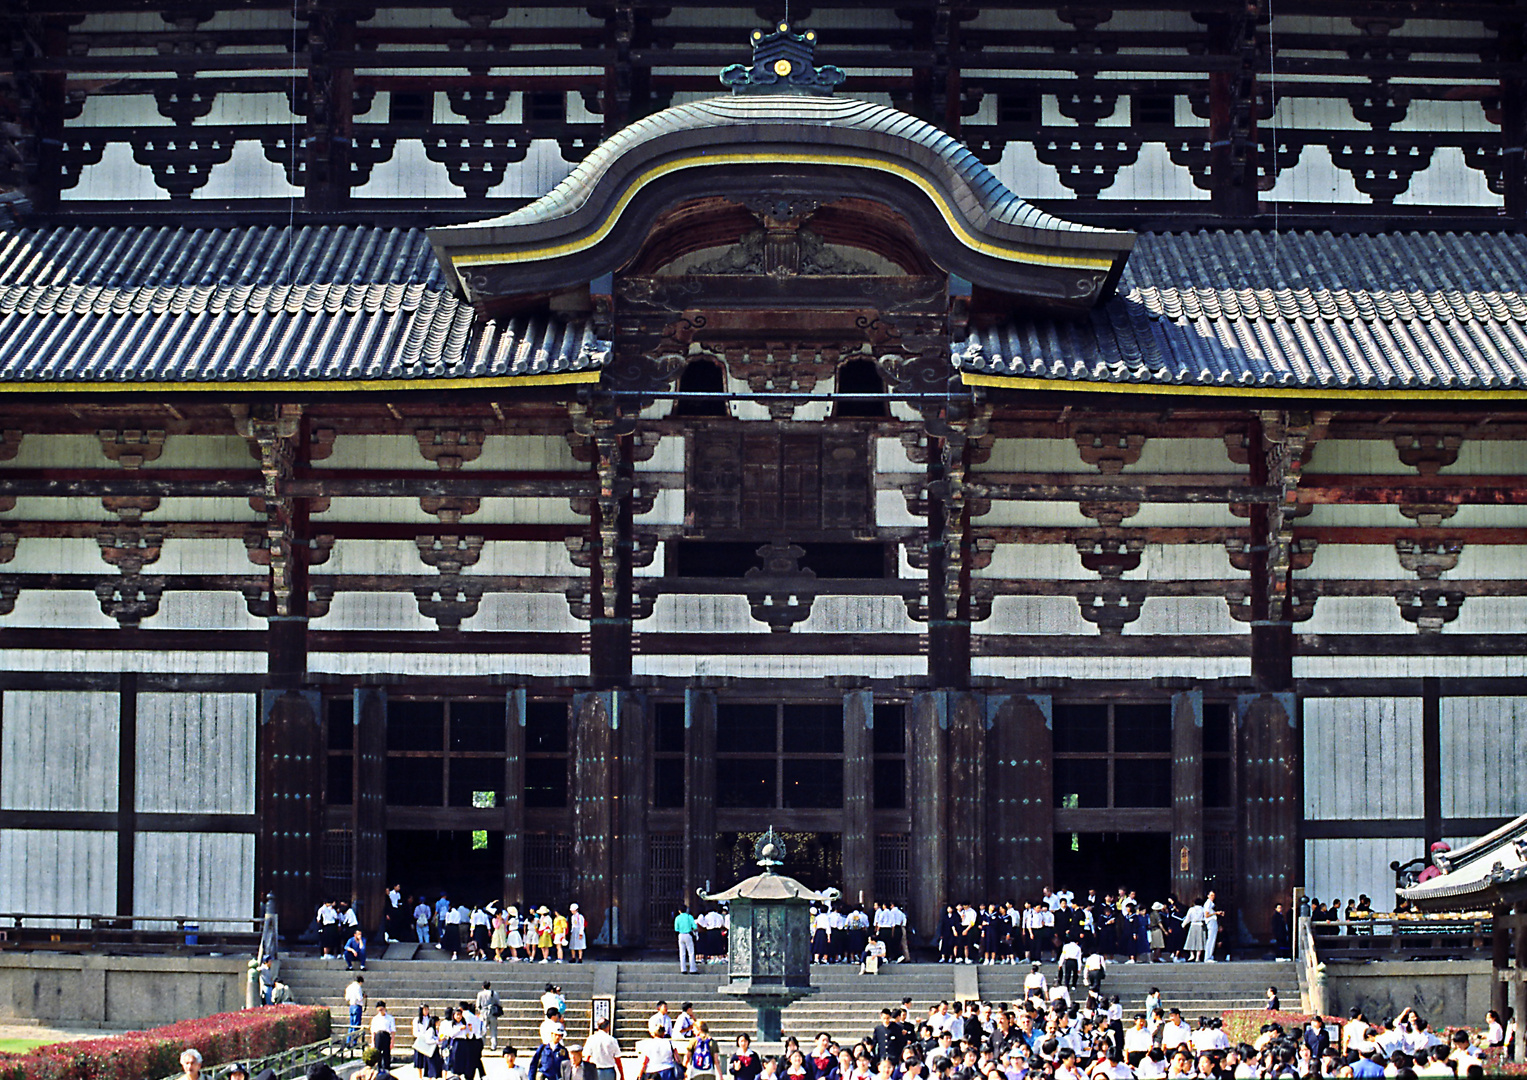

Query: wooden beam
left=0, top=810, right=259, bottom=832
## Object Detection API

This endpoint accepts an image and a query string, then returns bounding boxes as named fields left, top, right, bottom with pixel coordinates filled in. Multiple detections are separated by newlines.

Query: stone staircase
left=282, top=955, right=1289, bottom=1057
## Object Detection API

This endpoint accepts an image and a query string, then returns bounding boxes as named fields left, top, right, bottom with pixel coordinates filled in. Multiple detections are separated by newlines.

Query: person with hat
left=536, top=906, right=555, bottom=962
left=1147, top=904, right=1166, bottom=963
left=635, top=1019, right=681, bottom=1080
left=570, top=1041, right=599, bottom=1080
left=505, top=906, right=525, bottom=961
left=569, top=903, right=587, bottom=963
left=531, top=1024, right=573, bottom=1080
left=223, top=1064, right=249, bottom=1080
left=553, top=908, right=570, bottom=963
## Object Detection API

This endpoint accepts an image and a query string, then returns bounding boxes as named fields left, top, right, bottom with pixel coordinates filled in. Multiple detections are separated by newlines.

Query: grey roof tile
left=958, top=230, right=1527, bottom=393
left=0, top=226, right=607, bottom=387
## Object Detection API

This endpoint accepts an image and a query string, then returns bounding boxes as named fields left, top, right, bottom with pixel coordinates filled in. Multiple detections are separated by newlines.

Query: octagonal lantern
left=703, top=828, right=837, bottom=1040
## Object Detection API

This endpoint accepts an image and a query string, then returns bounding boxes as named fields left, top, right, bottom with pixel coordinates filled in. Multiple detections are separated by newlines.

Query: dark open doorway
left=1052, top=831, right=1171, bottom=902
left=388, top=829, right=504, bottom=906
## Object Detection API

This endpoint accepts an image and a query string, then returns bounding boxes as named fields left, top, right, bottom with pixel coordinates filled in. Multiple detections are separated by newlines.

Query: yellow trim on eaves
left=0, top=370, right=604, bottom=394
left=961, top=372, right=1527, bottom=400
left=450, top=150, right=1120, bottom=274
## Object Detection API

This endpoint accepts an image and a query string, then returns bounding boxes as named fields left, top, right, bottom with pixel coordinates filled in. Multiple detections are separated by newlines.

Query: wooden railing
left=1310, top=913, right=1492, bottom=960
left=0, top=912, right=263, bottom=953
left=153, top=1035, right=360, bottom=1080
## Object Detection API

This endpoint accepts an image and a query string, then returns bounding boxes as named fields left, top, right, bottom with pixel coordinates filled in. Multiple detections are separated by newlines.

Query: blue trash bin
left=185, top=923, right=198, bottom=946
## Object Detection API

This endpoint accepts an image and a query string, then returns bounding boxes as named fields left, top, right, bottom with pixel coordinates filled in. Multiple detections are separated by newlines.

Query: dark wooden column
left=1170, top=689, right=1205, bottom=901
left=843, top=689, right=875, bottom=908
left=572, top=690, right=618, bottom=946
left=1498, top=22, right=1527, bottom=220
left=685, top=688, right=717, bottom=899
left=947, top=691, right=987, bottom=903
left=1205, top=8, right=1258, bottom=220
left=352, top=687, right=388, bottom=936
left=503, top=689, right=526, bottom=906
left=617, top=691, right=650, bottom=946
left=987, top=694, right=1053, bottom=899
left=1237, top=692, right=1299, bottom=949
left=116, top=672, right=137, bottom=920
left=1421, top=677, right=1442, bottom=850
left=909, top=691, right=949, bottom=946
left=257, top=688, right=323, bottom=934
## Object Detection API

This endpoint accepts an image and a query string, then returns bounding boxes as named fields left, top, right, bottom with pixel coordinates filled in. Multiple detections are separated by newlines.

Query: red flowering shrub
left=0, top=1005, right=329, bottom=1080
left=1221, top=1008, right=1325, bottom=1046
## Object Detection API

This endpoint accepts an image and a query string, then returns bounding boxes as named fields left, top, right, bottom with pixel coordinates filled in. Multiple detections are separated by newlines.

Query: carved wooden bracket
left=1076, top=584, right=1146, bottom=635
left=415, top=425, right=485, bottom=470
left=0, top=496, right=14, bottom=514
left=0, top=429, right=21, bottom=462
left=1074, top=428, right=1145, bottom=474
left=0, top=580, right=17, bottom=616
left=0, top=532, right=14, bottom=565
left=414, top=581, right=485, bottom=629
left=419, top=496, right=481, bottom=523
left=1076, top=537, right=1144, bottom=578
left=744, top=541, right=818, bottom=632
left=1398, top=502, right=1458, bottom=528
left=97, top=428, right=166, bottom=469
left=96, top=530, right=164, bottom=576
left=1225, top=537, right=1317, bottom=573
left=102, top=495, right=160, bottom=522
left=1394, top=433, right=1463, bottom=476
left=1396, top=585, right=1465, bottom=633
left=1077, top=500, right=1140, bottom=527
left=1227, top=583, right=1318, bottom=623
left=416, top=534, right=485, bottom=575
left=1395, top=538, right=1463, bottom=580
left=95, top=578, right=163, bottom=627
left=309, top=427, right=337, bottom=461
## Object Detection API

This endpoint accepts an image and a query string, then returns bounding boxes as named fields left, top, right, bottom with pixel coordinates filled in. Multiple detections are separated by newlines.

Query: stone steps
left=281, top=958, right=1291, bottom=1053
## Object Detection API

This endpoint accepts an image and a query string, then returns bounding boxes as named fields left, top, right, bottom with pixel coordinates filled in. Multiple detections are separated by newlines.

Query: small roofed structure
left=704, top=828, right=837, bottom=1041
left=1400, top=811, right=1527, bottom=1062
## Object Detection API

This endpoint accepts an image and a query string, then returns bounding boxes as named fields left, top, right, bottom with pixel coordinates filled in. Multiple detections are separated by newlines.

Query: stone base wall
left=1322, top=960, right=1494, bottom=1030
left=0, top=953, right=249, bottom=1028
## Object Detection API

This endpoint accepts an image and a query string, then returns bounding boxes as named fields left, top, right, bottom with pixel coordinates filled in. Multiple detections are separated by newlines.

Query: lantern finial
left=754, top=826, right=786, bottom=871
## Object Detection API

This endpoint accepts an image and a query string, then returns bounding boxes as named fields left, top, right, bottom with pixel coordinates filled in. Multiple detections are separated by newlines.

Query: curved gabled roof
left=429, top=94, right=1135, bottom=313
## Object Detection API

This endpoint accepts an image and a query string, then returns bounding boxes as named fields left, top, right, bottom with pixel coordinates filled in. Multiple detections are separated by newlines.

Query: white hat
left=1151, top=902, right=1164, bottom=911
left=570, top=903, right=579, bottom=911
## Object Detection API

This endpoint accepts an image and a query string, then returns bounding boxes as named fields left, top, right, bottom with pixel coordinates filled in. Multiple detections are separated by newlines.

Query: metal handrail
left=153, top=1034, right=360, bottom=1080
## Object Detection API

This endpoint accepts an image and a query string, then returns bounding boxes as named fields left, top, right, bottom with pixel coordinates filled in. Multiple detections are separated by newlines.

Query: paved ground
left=0, top=1023, right=131, bottom=1048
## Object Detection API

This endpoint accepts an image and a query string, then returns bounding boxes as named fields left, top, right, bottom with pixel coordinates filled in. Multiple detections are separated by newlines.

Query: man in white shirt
left=477, top=982, right=501, bottom=1052
left=1158, top=1010, right=1192, bottom=1053
left=929, top=1001, right=955, bottom=1035
left=648, top=1000, right=672, bottom=1036
left=343, top=976, right=365, bottom=1047
left=1023, top=963, right=1048, bottom=1001
left=317, top=900, right=340, bottom=959
left=583, top=1017, right=624, bottom=1080
left=890, top=905, right=911, bottom=962
left=369, top=1001, right=397, bottom=1074
left=1122, top=1015, right=1153, bottom=1067
left=1059, top=940, right=1083, bottom=989
left=385, top=886, right=402, bottom=943
left=1202, top=891, right=1220, bottom=962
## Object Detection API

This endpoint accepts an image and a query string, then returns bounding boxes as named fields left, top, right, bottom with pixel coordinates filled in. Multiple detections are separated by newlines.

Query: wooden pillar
left=1499, top=23, right=1527, bottom=220
left=116, top=672, right=137, bottom=920
left=685, top=689, right=717, bottom=900
left=617, top=691, right=650, bottom=946
left=1514, top=902, right=1527, bottom=1062
left=352, top=688, right=388, bottom=936
left=909, top=691, right=949, bottom=947
left=987, top=694, right=1053, bottom=899
left=1237, top=692, right=1299, bottom=949
left=1171, top=690, right=1205, bottom=901
left=1421, top=677, right=1442, bottom=850
left=503, top=689, right=526, bottom=906
left=947, top=691, right=987, bottom=903
left=257, top=688, right=323, bottom=935
left=572, top=691, right=618, bottom=946
left=1491, top=902, right=1512, bottom=1021
left=843, top=689, right=875, bottom=908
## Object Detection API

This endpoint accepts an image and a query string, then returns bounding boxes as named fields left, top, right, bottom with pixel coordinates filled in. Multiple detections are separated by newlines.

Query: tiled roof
left=957, top=231, right=1527, bottom=393
left=0, top=226, right=606, bottom=387
left=1399, top=811, right=1527, bottom=909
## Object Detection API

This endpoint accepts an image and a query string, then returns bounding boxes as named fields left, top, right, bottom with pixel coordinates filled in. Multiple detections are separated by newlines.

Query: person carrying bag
left=636, top=1020, right=683, bottom=1080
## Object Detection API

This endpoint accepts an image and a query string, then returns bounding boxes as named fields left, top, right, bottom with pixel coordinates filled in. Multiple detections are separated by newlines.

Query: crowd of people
left=321, top=889, right=591, bottom=964
left=617, top=993, right=1512, bottom=1080
left=931, top=890, right=1229, bottom=966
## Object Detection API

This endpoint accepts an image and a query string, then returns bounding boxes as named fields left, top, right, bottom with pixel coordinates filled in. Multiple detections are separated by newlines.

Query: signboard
left=591, top=994, right=614, bottom=1034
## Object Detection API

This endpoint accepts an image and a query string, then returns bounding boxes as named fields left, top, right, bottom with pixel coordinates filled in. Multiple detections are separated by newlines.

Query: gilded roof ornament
left=720, top=23, right=846, bottom=97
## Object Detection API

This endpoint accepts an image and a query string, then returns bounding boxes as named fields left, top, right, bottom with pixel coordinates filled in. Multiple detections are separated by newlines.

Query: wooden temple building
left=1, top=1, right=1526, bottom=951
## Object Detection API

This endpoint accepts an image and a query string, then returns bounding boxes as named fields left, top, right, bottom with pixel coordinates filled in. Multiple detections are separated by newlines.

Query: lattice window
left=525, top=834, right=574, bottom=910
left=1204, top=830, right=1236, bottom=910
left=322, top=828, right=353, bottom=899
left=874, top=833, right=909, bottom=906
left=648, top=834, right=685, bottom=940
